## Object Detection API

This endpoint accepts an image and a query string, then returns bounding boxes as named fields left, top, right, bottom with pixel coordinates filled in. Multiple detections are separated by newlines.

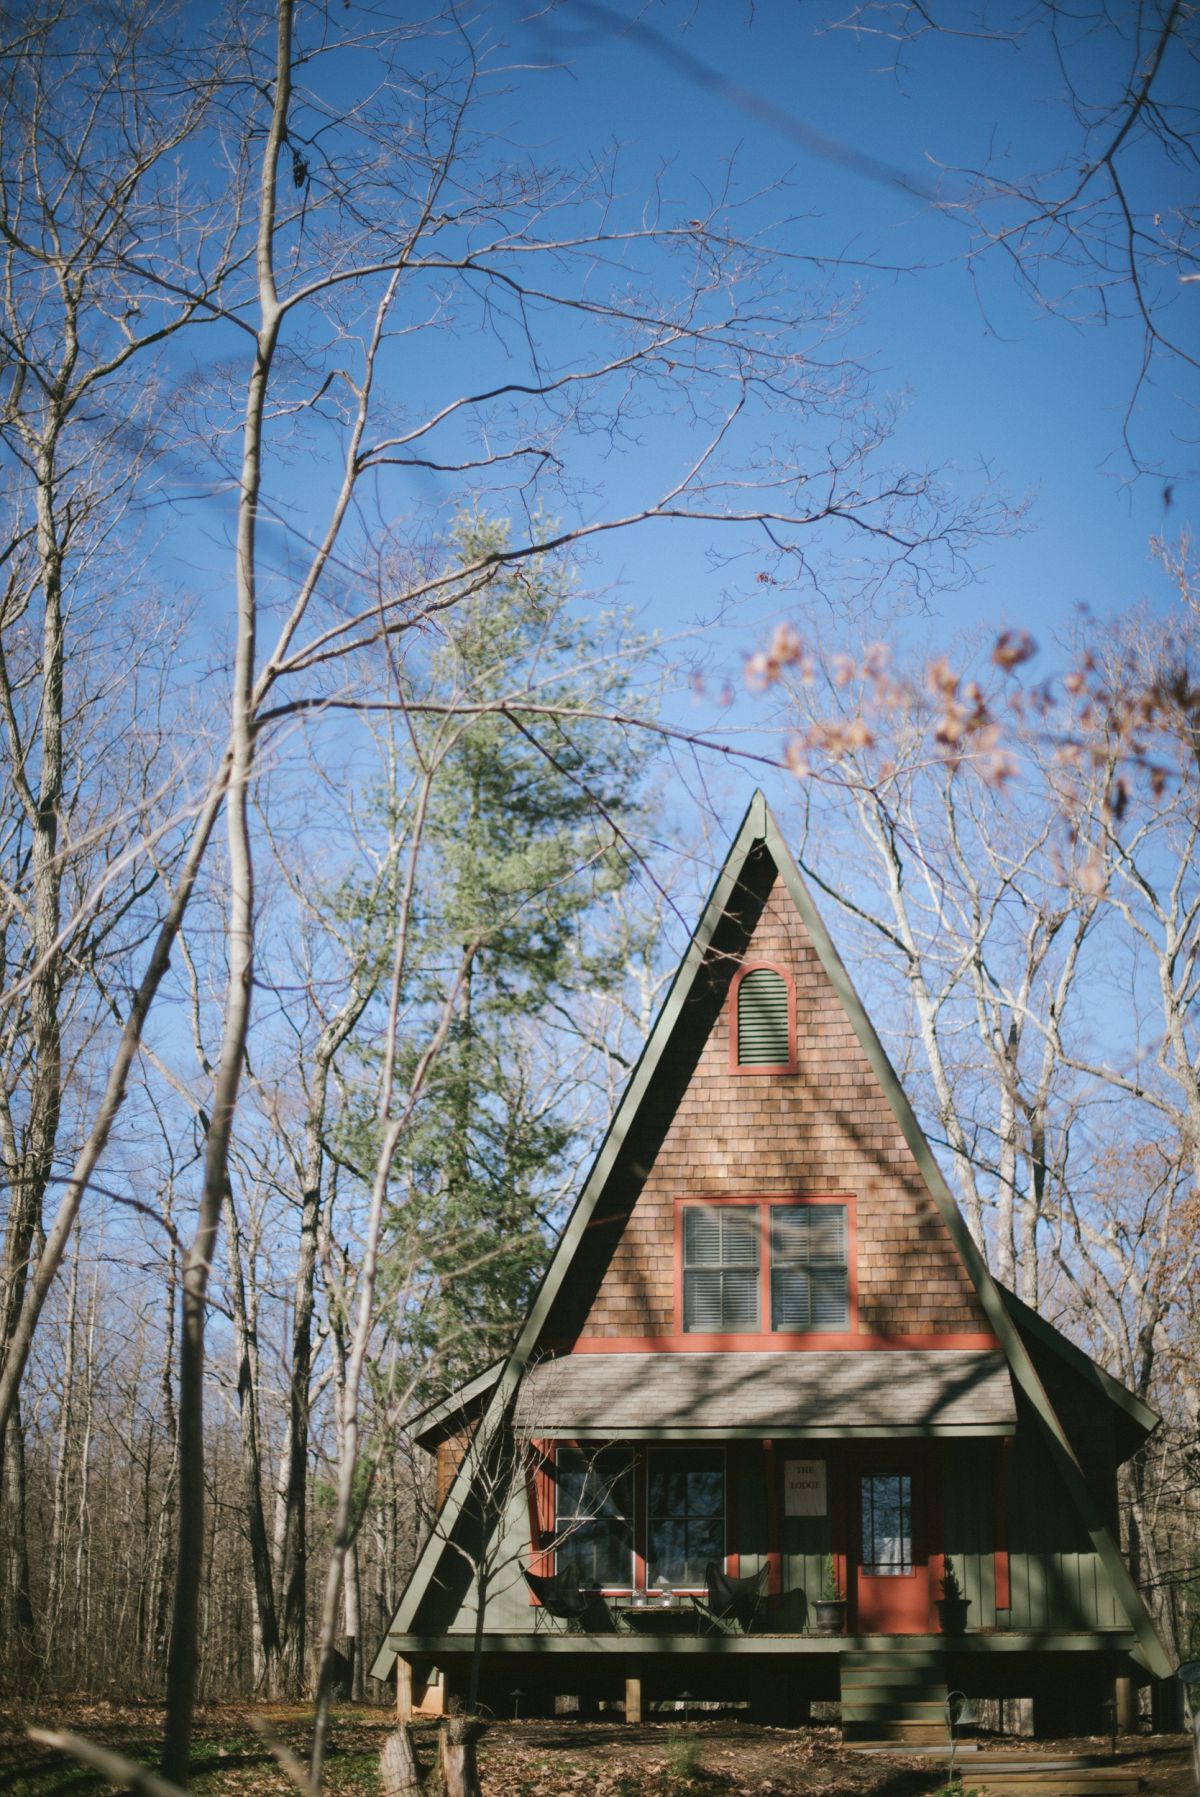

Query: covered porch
left=514, top=1346, right=1020, bottom=1639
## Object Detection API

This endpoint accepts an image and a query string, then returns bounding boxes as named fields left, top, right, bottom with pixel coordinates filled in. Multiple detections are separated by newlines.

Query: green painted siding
left=1005, top=1421, right=1123, bottom=1630
left=942, top=1442, right=997, bottom=1629
left=417, top=1474, right=539, bottom=1635
left=779, top=1499, right=831, bottom=1633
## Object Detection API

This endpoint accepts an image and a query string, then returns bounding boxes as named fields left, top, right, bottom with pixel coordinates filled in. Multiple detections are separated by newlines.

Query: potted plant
left=813, top=1553, right=846, bottom=1632
left=937, top=1557, right=971, bottom=1633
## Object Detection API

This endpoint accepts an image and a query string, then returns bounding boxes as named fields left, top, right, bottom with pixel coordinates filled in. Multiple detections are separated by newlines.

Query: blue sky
left=157, top=0, right=1196, bottom=836
left=481, top=0, right=1194, bottom=660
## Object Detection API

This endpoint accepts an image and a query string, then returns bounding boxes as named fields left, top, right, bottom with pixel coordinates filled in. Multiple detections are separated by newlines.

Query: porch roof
left=514, top=1350, right=1017, bottom=1437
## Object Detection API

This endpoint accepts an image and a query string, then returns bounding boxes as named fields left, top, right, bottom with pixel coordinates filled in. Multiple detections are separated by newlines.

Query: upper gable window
left=682, top=1205, right=760, bottom=1332
left=731, top=962, right=796, bottom=1074
left=680, top=1198, right=853, bottom=1336
left=770, top=1203, right=849, bottom=1331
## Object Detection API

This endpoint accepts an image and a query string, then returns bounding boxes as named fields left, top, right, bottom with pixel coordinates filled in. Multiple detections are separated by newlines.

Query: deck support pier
left=396, top=1656, right=413, bottom=1724
left=625, top=1675, right=643, bottom=1724
left=1115, top=1676, right=1137, bottom=1734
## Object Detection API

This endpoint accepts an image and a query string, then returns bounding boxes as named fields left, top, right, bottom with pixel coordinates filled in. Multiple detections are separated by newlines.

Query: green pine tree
left=342, top=516, right=652, bottom=1392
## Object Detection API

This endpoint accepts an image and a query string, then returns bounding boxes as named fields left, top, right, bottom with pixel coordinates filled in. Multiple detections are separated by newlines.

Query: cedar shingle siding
left=581, top=880, right=989, bottom=1340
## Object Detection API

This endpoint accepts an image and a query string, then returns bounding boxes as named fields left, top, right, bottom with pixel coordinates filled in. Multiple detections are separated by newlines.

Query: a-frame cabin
left=371, top=795, right=1171, bottom=1737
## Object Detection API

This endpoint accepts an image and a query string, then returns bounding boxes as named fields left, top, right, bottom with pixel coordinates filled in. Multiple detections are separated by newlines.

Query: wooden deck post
left=395, top=1656, right=413, bottom=1724
left=1115, top=1675, right=1138, bottom=1734
left=625, top=1675, right=642, bottom=1724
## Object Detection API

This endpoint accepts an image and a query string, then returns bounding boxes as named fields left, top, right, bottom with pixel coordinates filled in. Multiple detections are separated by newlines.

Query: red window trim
left=763, top=1438, right=782, bottom=1600
left=728, top=960, right=798, bottom=1076
left=526, top=1440, right=555, bottom=1601
left=567, top=1330, right=1002, bottom=1352
left=994, top=1436, right=1011, bottom=1610
left=675, top=1193, right=859, bottom=1341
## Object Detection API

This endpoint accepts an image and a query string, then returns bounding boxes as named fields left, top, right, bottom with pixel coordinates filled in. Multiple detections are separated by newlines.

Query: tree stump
left=437, top=1714, right=482, bottom=1797
left=379, top=1724, right=423, bottom=1797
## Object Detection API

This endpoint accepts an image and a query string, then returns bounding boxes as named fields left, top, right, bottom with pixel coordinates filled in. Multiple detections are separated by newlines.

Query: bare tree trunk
left=345, top=1539, right=364, bottom=1704
left=310, top=766, right=459, bottom=1786
left=2, top=1398, right=36, bottom=1669
left=0, top=451, right=66, bottom=1649
left=223, top=1187, right=281, bottom=1690
left=71, top=1241, right=102, bottom=1668
left=275, top=998, right=369, bottom=1697
left=46, top=1238, right=79, bottom=1630
left=162, top=4, right=292, bottom=1773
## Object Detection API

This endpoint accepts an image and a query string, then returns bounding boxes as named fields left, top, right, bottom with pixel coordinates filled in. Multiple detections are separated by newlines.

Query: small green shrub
left=665, top=1732, right=701, bottom=1782
left=940, top=1557, right=964, bottom=1601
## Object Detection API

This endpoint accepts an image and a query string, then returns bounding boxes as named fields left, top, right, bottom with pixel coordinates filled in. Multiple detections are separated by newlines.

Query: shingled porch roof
left=514, top=1349, right=1017, bottom=1437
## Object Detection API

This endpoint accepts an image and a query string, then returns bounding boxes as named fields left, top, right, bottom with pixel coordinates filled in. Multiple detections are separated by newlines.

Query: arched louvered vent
left=736, top=965, right=790, bottom=1067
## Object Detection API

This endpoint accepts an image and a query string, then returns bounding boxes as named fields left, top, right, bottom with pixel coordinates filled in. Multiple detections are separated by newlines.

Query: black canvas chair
left=522, top=1561, right=590, bottom=1630
left=694, top=1560, right=769, bottom=1634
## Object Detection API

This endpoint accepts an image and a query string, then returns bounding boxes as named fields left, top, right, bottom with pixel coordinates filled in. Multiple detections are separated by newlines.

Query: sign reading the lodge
left=784, top=1458, right=827, bottom=1516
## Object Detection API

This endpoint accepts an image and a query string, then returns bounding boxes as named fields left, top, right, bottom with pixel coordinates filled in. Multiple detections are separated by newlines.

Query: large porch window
left=646, top=1449, right=725, bottom=1588
left=554, top=1448, right=634, bottom=1588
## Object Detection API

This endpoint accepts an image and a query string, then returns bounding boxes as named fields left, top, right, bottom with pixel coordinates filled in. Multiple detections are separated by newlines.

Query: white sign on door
left=784, top=1458, right=827, bottom=1517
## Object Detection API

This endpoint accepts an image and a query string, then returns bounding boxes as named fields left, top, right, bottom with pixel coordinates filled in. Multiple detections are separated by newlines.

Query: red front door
left=853, top=1466, right=932, bottom=1633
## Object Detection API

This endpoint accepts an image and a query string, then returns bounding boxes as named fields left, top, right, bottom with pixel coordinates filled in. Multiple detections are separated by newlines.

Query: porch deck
left=387, top=1628, right=1141, bottom=1656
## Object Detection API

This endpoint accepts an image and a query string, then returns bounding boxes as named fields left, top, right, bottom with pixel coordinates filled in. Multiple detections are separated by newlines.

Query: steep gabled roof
left=1000, top=1286, right=1159, bottom=1464
left=371, top=794, right=1172, bottom=1680
left=408, top=1360, right=505, bottom=1453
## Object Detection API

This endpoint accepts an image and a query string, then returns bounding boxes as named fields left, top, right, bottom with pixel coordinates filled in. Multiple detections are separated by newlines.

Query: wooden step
left=840, top=1650, right=944, bottom=1666
left=843, top=1700, right=949, bottom=1721
left=843, top=1721, right=948, bottom=1745
left=974, top=1781, right=1140, bottom=1795
left=838, top=1647, right=950, bottom=1747
left=842, top=1668, right=947, bottom=1689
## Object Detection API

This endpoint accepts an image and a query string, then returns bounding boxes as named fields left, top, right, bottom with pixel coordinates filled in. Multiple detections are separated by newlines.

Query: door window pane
left=555, top=1448, right=634, bottom=1587
left=647, top=1450, right=725, bottom=1587
left=860, top=1472, right=913, bottom=1575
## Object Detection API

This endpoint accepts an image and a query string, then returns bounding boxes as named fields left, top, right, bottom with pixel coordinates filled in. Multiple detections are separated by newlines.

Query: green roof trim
left=407, top=1361, right=505, bottom=1450
left=999, top=1284, right=1159, bottom=1445
left=370, top=793, right=1172, bottom=1684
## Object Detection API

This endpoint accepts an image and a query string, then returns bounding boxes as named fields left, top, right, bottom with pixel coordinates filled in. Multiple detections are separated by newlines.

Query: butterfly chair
left=694, top=1561, right=769, bottom=1635
left=522, top=1562, right=590, bottom=1632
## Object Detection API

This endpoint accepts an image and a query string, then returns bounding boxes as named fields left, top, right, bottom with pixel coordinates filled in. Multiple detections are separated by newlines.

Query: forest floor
left=0, top=1704, right=1195, bottom=1797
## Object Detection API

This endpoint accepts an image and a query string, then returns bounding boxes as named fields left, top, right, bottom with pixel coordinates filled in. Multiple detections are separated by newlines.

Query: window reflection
left=555, top=1448, right=633, bottom=1588
left=647, top=1451, right=725, bottom=1587
left=860, top=1472, right=913, bottom=1576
